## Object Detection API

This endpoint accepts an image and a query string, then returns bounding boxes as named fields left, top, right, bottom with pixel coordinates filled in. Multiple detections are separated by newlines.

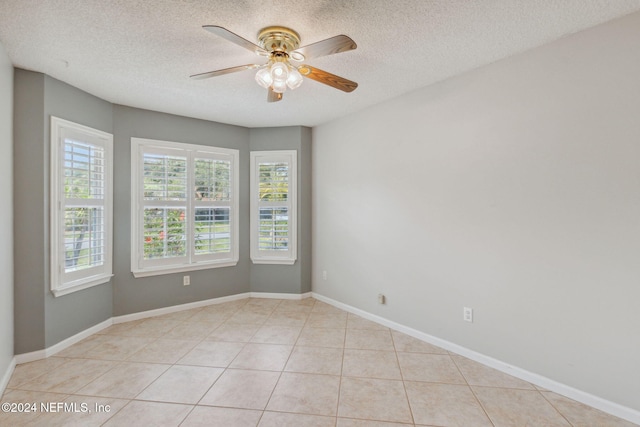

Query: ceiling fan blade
left=298, top=65, right=358, bottom=93
left=267, top=88, right=283, bottom=103
left=190, top=64, right=261, bottom=80
left=291, top=35, right=356, bottom=61
left=203, top=25, right=268, bottom=56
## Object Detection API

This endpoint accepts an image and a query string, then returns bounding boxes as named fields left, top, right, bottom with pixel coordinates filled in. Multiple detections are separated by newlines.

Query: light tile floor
left=1, top=298, right=637, bottom=426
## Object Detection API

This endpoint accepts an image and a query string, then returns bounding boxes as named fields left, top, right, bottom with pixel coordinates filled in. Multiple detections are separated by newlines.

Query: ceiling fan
left=190, top=25, right=358, bottom=102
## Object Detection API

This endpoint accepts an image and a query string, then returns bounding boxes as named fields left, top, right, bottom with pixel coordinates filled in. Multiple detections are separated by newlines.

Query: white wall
left=313, top=11, right=640, bottom=413
left=0, top=41, right=15, bottom=390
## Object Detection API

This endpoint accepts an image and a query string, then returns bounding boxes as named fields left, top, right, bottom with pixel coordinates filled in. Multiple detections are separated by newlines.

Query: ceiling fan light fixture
left=256, top=61, right=303, bottom=95
left=194, top=25, right=357, bottom=101
left=255, top=68, right=273, bottom=88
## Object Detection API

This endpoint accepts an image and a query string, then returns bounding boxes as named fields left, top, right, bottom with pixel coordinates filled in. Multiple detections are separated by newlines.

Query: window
left=250, top=150, right=297, bottom=264
left=50, top=117, right=113, bottom=297
left=131, top=138, right=239, bottom=277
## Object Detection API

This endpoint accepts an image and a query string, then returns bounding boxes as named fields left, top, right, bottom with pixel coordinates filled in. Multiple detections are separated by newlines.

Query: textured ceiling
left=1, top=1, right=640, bottom=128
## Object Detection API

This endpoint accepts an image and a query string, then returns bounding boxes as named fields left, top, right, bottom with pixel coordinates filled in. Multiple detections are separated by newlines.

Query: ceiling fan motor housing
left=258, top=26, right=301, bottom=55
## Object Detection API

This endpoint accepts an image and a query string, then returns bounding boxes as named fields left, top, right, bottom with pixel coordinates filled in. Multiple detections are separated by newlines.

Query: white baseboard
left=13, top=291, right=311, bottom=366
left=0, top=357, right=16, bottom=395
left=15, top=318, right=113, bottom=364
left=113, top=292, right=251, bottom=324
left=311, top=292, right=640, bottom=425
left=250, top=291, right=312, bottom=300
left=113, top=292, right=312, bottom=324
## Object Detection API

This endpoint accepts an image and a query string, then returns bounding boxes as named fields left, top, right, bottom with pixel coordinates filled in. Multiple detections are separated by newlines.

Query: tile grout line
left=192, top=300, right=254, bottom=411
left=390, top=328, right=416, bottom=426
left=115, top=300, right=248, bottom=425
left=538, top=388, right=577, bottom=427
left=177, top=299, right=252, bottom=424
left=450, top=352, right=497, bottom=427
left=120, top=303, right=222, bottom=405
left=335, top=310, right=347, bottom=424
left=259, top=298, right=314, bottom=425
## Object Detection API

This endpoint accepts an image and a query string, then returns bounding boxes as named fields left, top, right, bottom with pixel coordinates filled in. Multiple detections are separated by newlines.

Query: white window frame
left=131, top=137, right=239, bottom=277
left=250, top=150, right=297, bottom=265
left=50, top=116, right=114, bottom=297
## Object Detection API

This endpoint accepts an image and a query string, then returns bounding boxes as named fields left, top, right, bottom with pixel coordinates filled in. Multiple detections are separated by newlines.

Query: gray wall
left=111, top=112, right=312, bottom=314
left=312, top=12, right=640, bottom=412
left=112, top=105, right=251, bottom=316
left=13, top=70, right=46, bottom=354
left=249, top=127, right=312, bottom=294
left=43, top=75, right=114, bottom=347
left=0, top=42, right=14, bottom=385
left=11, top=73, right=312, bottom=351
left=13, top=70, right=114, bottom=352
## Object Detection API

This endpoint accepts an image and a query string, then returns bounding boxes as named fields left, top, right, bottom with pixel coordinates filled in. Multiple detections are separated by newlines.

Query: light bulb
left=271, top=80, right=287, bottom=93
left=286, top=67, right=303, bottom=89
left=255, top=68, right=273, bottom=89
left=270, top=62, right=289, bottom=83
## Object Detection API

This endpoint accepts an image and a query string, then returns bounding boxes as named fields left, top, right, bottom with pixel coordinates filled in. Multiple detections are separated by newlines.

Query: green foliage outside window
left=142, top=155, right=232, bottom=259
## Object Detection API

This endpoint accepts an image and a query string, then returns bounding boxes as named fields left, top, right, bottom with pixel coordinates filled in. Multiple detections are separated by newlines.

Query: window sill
left=51, top=273, right=113, bottom=297
left=132, top=260, right=239, bottom=278
left=251, top=258, right=296, bottom=265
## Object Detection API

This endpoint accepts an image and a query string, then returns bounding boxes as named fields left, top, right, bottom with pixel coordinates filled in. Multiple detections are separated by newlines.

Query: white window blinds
left=250, top=151, right=297, bottom=264
left=51, top=117, right=113, bottom=297
left=142, top=152, right=188, bottom=262
left=64, top=140, right=107, bottom=270
left=194, top=157, right=232, bottom=255
left=131, top=138, right=239, bottom=277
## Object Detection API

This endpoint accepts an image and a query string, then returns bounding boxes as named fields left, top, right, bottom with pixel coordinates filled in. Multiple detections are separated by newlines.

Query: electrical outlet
left=463, top=307, right=473, bottom=323
left=183, top=275, right=190, bottom=286
left=322, top=270, right=327, bottom=280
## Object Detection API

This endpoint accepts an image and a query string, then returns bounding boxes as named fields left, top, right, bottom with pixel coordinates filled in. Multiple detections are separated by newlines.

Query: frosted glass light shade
left=256, top=59, right=304, bottom=95
left=286, top=68, right=303, bottom=89
left=270, top=62, right=289, bottom=82
left=271, top=80, right=287, bottom=93
left=255, top=68, right=273, bottom=88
